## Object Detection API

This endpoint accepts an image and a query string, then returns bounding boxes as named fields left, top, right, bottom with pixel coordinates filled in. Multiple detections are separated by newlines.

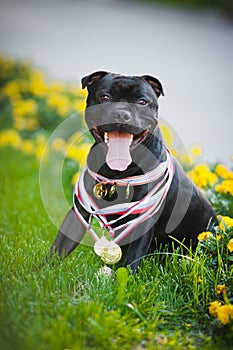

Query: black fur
left=50, top=72, right=217, bottom=272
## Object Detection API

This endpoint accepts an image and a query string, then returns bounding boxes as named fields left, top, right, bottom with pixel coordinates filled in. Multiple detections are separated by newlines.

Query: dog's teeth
left=104, top=132, right=109, bottom=143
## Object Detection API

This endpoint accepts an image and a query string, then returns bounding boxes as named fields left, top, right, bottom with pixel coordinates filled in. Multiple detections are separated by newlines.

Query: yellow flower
left=215, top=164, right=233, bottom=180
left=51, top=138, right=67, bottom=153
left=29, top=72, right=48, bottom=97
left=190, top=144, right=202, bottom=158
left=217, top=304, right=233, bottom=325
left=12, top=98, right=38, bottom=118
left=187, top=164, right=218, bottom=189
left=66, top=143, right=91, bottom=166
left=14, top=116, right=38, bottom=131
left=34, top=134, right=47, bottom=160
left=70, top=86, right=87, bottom=97
left=227, top=239, right=233, bottom=253
left=209, top=301, right=221, bottom=317
left=73, top=99, right=86, bottom=112
left=67, top=132, right=84, bottom=145
left=0, top=129, right=22, bottom=148
left=160, top=124, right=173, bottom=146
left=19, top=139, right=34, bottom=155
left=71, top=171, right=80, bottom=185
left=198, top=231, right=213, bottom=241
left=49, top=82, right=64, bottom=93
left=215, top=180, right=233, bottom=196
left=216, top=284, right=227, bottom=295
left=2, top=81, right=20, bottom=98
left=219, top=216, right=233, bottom=230
left=46, top=93, right=70, bottom=116
left=0, top=56, right=14, bottom=78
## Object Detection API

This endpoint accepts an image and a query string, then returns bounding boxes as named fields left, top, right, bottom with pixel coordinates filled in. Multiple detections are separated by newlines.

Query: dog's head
left=81, top=71, right=164, bottom=171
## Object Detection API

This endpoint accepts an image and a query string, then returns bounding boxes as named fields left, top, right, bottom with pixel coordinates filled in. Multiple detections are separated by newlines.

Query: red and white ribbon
left=73, top=149, right=175, bottom=244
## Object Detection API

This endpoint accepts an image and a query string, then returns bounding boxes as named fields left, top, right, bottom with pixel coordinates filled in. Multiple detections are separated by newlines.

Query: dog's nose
left=112, top=110, right=132, bottom=123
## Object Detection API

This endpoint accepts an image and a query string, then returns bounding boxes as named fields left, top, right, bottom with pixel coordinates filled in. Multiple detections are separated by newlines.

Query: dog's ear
left=141, top=75, right=164, bottom=98
left=81, top=71, right=109, bottom=89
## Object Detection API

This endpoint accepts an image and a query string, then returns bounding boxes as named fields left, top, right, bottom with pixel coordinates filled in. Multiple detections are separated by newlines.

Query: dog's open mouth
left=92, top=127, right=148, bottom=171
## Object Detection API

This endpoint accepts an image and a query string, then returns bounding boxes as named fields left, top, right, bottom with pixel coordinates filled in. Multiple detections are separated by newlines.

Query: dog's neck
left=73, top=148, right=175, bottom=244
left=87, top=149, right=171, bottom=187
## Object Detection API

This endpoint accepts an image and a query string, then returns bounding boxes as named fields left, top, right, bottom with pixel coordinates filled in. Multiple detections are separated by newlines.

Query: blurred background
left=0, top=0, right=232, bottom=164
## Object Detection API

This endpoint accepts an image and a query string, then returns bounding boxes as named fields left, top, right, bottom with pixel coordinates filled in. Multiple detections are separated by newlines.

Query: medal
left=93, top=182, right=108, bottom=199
left=94, top=237, right=122, bottom=265
left=109, top=183, right=116, bottom=197
left=126, top=182, right=130, bottom=199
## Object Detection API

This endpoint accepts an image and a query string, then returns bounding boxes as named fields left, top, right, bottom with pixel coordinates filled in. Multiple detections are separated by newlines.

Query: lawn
left=0, top=55, right=233, bottom=349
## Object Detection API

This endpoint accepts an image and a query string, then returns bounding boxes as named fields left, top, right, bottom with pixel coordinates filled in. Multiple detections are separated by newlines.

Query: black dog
left=50, top=71, right=217, bottom=271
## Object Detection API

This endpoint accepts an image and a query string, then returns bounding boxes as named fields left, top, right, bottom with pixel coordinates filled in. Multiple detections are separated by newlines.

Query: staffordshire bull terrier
left=50, top=71, right=217, bottom=272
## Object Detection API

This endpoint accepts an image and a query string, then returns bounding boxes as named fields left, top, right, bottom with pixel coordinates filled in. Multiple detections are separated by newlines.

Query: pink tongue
left=106, top=131, right=132, bottom=171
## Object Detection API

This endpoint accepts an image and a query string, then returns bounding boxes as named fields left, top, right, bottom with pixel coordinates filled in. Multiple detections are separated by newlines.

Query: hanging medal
left=93, top=182, right=108, bottom=199
left=94, top=236, right=122, bottom=265
left=108, top=183, right=116, bottom=197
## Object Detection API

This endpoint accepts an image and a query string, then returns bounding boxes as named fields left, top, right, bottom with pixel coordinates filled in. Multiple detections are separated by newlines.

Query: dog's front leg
left=123, top=229, right=155, bottom=273
left=50, top=208, right=87, bottom=258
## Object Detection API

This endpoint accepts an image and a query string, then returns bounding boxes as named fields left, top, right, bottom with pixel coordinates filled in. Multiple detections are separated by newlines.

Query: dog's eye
left=137, top=99, right=148, bottom=106
left=99, top=95, right=111, bottom=103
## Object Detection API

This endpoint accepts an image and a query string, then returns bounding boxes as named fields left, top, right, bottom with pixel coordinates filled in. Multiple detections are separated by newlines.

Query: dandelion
left=51, top=138, right=67, bottom=153
left=70, top=86, right=87, bottom=97
left=198, top=231, right=213, bottom=241
left=227, top=239, right=233, bottom=253
left=209, top=301, right=221, bottom=317
left=14, top=116, right=38, bottom=131
left=190, top=144, right=202, bottom=158
left=71, top=171, right=80, bottom=185
left=216, top=284, right=227, bottom=295
left=67, top=132, right=84, bottom=145
left=29, top=72, right=48, bottom=97
left=2, top=81, right=20, bottom=99
left=73, top=100, right=86, bottom=113
left=215, top=164, right=233, bottom=180
left=19, top=139, right=34, bottom=155
left=46, top=93, right=70, bottom=116
left=0, top=129, right=22, bottom=148
left=215, top=180, right=233, bottom=196
left=160, top=124, right=173, bottom=146
left=34, top=134, right=47, bottom=160
left=218, top=216, right=233, bottom=230
left=12, top=98, right=38, bottom=120
left=66, top=144, right=91, bottom=166
left=187, top=164, right=218, bottom=189
left=49, top=82, right=64, bottom=93
left=216, top=304, right=233, bottom=325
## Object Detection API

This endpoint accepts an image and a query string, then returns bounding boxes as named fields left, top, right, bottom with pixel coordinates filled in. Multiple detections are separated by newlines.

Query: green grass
left=0, top=148, right=232, bottom=350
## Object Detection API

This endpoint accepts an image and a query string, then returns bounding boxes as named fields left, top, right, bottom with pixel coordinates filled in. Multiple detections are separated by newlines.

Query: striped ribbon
left=73, top=149, right=175, bottom=244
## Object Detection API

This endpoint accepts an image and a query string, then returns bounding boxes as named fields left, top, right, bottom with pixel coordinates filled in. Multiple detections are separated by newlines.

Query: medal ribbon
left=73, top=149, right=175, bottom=244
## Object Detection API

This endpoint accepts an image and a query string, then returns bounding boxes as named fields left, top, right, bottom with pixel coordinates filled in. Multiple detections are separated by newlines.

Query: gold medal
left=100, top=242, right=122, bottom=264
left=94, top=237, right=122, bottom=265
left=93, top=182, right=108, bottom=199
left=126, top=182, right=130, bottom=199
left=109, top=183, right=116, bottom=197
left=94, top=237, right=109, bottom=256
